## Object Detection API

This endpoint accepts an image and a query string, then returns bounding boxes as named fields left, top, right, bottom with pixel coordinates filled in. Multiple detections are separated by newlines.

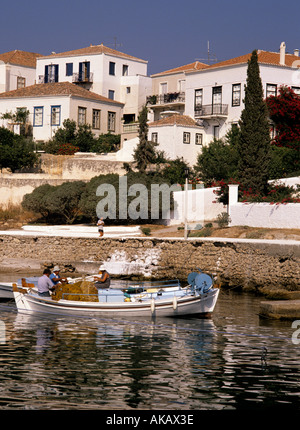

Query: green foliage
left=90, top=133, right=121, bottom=153
left=133, top=106, right=157, bottom=172
left=194, top=137, right=239, bottom=184
left=160, top=157, right=190, bottom=185
left=0, top=127, right=38, bottom=172
left=269, top=145, right=300, bottom=179
left=237, top=50, right=271, bottom=194
left=216, top=212, right=231, bottom=228
left=22, top=181, right=86, bottom=224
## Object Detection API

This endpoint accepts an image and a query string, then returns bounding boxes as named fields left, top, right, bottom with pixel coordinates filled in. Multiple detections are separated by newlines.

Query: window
left=160, top=82, right=167, bottom=94
left=108, top=90, right=115, bottom=100
left=122, top=65, right=128, bottom=76
left=183, top=132, right=190, bottom=144
left=178, top=79, right=185, bottom=92
left=232, top=84, right=241, bottom=106
left=213, top=125, right=219, bottom=139
left=194, top=89, right=203, bottom=113
left=79, top=61, right=90, bottom=82
left=126, top=87, right=131, bottom=94
left=151, top=132, right=158, bottom=143
left=66, top=63, right=73, bottom=76
left=45, top=65, right=59, bottom=83
left=266, top=84, right=277, bottom=98
left=108, top=112, right=116, bottom=131
left=17, top=76, right=26, bottom=89
left=33, top=107, right=43, bottom=127
left=195, top=133, right=203, bottom=145
left=109, top=62, right=116, bottom=75
left=78, top=107, right=87, bottom=126
left=292, top=86, right=300, bottom=95
left=51, top=106, right=61, bottom=126
left=92, top=109, right=101, bottom=129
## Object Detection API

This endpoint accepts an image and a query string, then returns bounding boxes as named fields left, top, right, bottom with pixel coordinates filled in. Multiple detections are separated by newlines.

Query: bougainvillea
left=57, top=143, right=79, bottom=155
left=266, top=86, right=300, bottom=151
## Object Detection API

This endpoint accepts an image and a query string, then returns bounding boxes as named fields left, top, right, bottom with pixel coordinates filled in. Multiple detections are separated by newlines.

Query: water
left=0, top=282, right=300, bottom=411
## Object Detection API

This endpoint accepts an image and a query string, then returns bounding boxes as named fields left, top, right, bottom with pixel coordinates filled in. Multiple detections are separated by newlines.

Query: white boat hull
left=0, top=283, right=14, bottom=299
left=13, top=288, right=219, bottom=318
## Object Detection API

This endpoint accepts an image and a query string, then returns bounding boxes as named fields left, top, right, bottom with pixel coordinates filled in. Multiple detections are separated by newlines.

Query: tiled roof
left=148, top=114, right=201, bottom=128
left=0, top=50, right=43, bottom=68
left=41, top=44, right=147, bottom=63
left=0, top=81, right=124, bottom=105
left=151, top=61, right=209, bottom=77
left=200, top=50, right=300, bottom=71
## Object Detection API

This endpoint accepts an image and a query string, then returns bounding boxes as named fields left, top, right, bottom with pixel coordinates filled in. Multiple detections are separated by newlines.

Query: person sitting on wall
left=38, top=268, right=57, bottom=297
left=50, top=266, right=67, bottom=286
left=94, top=265, right=111, bottom=289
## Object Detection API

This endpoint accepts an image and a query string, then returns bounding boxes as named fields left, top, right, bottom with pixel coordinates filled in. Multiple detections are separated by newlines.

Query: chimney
left=280, top=42, right=286, bottom=65
left=294, top=49, right=299, bottom=57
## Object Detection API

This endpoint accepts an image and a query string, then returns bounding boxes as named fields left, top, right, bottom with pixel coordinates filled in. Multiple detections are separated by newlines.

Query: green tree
left=133, top=105, right=157, bottom=173
left=47, top=181, right=86, bottom=224
left=0, top=127, right=38, bottom=172
left=237, top=50, right=271, bottom=194
left=194, top=125, right=240, bottom=184
left=22, top=184, right=56, bottom=219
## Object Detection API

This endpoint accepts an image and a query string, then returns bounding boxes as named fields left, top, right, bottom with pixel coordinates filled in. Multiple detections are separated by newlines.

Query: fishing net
left=52, top=280, right=98, bottom=302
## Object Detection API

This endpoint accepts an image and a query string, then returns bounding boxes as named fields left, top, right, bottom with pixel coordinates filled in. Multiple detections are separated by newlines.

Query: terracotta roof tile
left=151, top=61, right=209, bottom=77
left=41, top=44, right=147, bottom=63
left=0, top=81, right=124, bottom=105
left=0, top=50, right=43, bottom=68
left=200, top=50, right=300, bottom=71
left=148, top=114, right=201, bottom=127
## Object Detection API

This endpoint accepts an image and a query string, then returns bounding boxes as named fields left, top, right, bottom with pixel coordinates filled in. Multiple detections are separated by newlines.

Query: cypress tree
left=237, top=50, right=271, bottom=195
left=133, top=105, right=157, bottom=173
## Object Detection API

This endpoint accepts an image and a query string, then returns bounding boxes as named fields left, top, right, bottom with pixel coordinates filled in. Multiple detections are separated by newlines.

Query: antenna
left=106, top=37, right=123, bottom=50
left=195, top=41, right=218, bottom=64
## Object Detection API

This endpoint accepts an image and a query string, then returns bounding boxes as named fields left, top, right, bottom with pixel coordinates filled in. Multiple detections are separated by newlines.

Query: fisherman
left=37, top=268, right=56, bottom=297
left=94, top=265, right=111, bottom=289
left=50, top=265, right=67, bottom=285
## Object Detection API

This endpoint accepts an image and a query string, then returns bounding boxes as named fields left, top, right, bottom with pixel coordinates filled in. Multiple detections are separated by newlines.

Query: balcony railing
left=38, top=75, right=58, bottom=84
left=146, top=92, right=185, bottom=106
left=72, top=72, right=94, bottom=84
left=195, top=104, right=228, bottom=118
left=122, top=122, right=139, bottom=134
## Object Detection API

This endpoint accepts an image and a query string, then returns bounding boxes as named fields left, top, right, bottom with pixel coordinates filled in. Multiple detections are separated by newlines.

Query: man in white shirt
left=38, top=268, right=56, bottom=297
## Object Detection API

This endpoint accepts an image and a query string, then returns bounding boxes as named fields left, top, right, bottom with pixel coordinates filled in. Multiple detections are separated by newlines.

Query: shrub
left=216, top=212, right=231, bottom=228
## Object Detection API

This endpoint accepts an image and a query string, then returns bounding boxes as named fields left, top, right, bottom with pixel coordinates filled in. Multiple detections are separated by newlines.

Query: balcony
left=146, top=92, right=185, bottom=107
left=72, top=72, right=94, bottom=84
left=38, top=75, right=58, bottom=84
left=195, top=104, right=228, bottom=119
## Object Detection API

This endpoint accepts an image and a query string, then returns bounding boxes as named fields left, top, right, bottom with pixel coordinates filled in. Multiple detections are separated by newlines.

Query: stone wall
left=0, top=235, right=299, bottom=292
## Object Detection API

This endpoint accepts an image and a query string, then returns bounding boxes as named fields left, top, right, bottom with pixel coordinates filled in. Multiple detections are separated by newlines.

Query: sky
left=1, top=0, right=300, bottom=75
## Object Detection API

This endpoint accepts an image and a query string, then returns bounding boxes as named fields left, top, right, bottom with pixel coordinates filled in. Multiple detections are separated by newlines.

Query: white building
left=0, top=50, right=43, bottom=93
left=0, top=81, right=123, bottom=141
left=35, top=44, right=152, bottom=142
left=147, top=42, right=300, bottom=166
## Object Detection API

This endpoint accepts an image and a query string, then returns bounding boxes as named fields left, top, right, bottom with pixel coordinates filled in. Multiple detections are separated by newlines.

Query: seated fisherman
left=38, top=268, right=56, bottom=297
left=94, top=265, right=111, bottom=289
left=50, top=266, right=67, bottom=286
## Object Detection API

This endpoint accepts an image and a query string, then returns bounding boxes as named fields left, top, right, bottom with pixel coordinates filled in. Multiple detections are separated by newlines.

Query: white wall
left=168, top=186, right=226, bottom=225
left=148, top=123, right=204, bottom=166
left=0, top=63, right=37, bottom=93
left=228, top=184, right=300, bottom=228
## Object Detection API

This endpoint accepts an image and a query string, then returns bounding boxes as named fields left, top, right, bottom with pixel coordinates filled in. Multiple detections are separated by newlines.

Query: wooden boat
left=12, top=270, right=220, bottom=318
left=0, top=282, right=15, bottom=299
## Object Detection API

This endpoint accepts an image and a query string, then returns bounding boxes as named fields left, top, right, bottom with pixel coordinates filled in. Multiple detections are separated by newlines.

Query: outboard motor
left=187, top=269, right=213, bottom=294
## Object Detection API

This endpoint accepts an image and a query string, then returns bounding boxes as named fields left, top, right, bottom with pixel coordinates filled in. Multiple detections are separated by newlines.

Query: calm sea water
left=0, top=275, right=300, bottom=411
